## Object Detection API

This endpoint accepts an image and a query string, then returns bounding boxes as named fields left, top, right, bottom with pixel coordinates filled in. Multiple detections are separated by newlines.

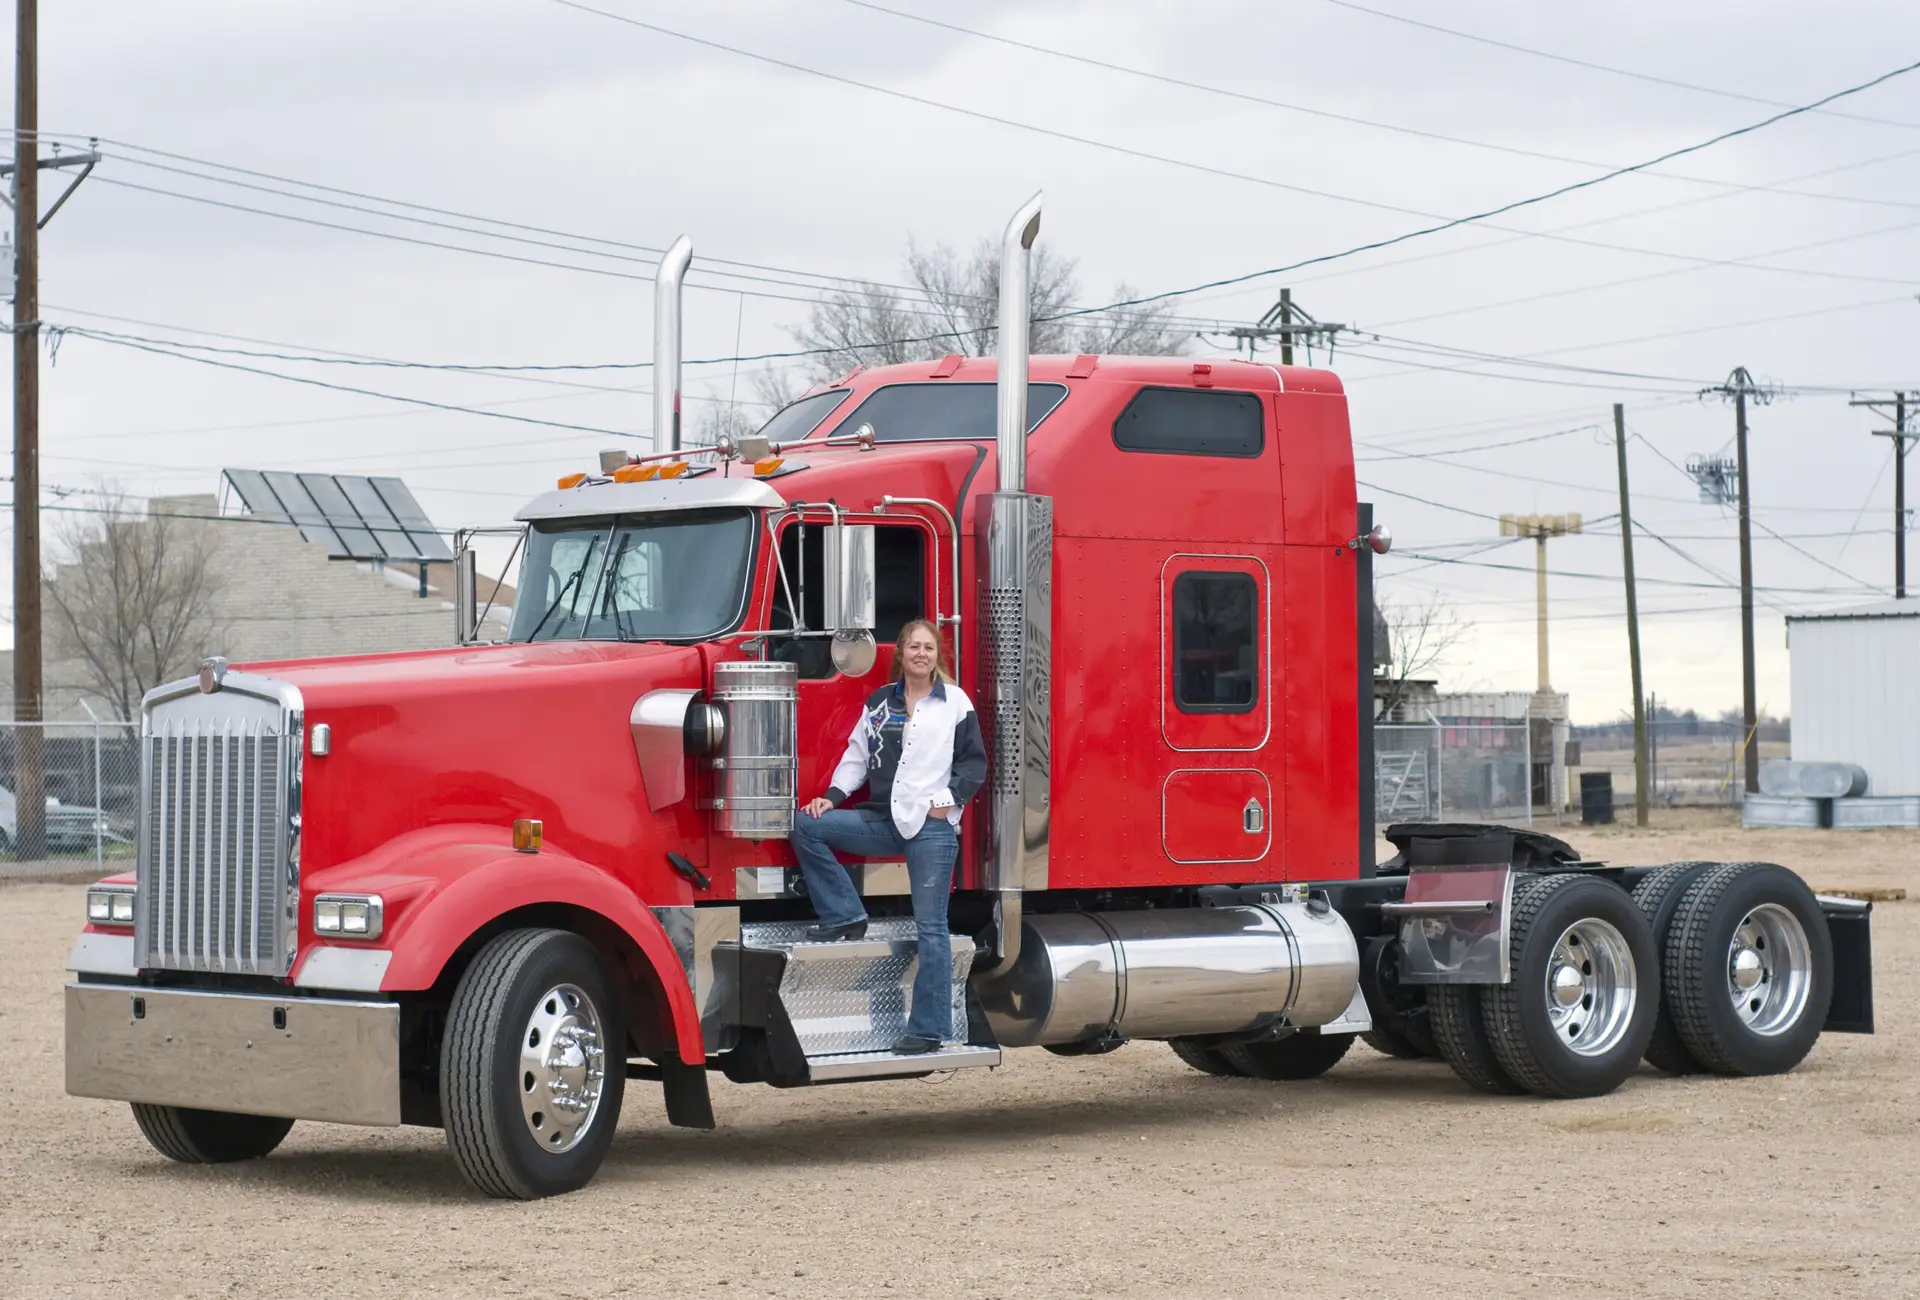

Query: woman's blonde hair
left=891, top=617, right=954, bottom=684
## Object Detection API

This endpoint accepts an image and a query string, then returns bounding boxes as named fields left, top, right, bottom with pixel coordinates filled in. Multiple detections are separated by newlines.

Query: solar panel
left=222, top=469, right=455, bottom=563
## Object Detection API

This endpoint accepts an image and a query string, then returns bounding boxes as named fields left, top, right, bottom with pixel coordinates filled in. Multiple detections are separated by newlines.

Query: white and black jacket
left=824, top=679, right=987, bottom=839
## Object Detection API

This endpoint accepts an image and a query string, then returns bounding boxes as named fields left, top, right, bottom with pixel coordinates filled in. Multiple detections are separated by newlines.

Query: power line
left=844, top=0, right=1920, bottom=213
left=55, top=327, right=642, bottom=439
left=555, top=2, right=1920, bottom=313
left=1319, top=0, right=1920, bottom=132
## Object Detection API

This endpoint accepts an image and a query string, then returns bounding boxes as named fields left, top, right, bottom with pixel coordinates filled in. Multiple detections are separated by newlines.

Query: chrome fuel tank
left=712, top=660, right=798, bottom=839
left=976, top=903, right=1359, bottom=1048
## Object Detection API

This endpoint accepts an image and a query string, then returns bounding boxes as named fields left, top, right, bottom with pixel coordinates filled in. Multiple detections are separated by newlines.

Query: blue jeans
left=789, top=809, right=961, bottom=1043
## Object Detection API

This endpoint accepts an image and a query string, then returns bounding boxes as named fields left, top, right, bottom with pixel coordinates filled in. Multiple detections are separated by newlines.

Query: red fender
left=303, top=824, right=703, bottom=1064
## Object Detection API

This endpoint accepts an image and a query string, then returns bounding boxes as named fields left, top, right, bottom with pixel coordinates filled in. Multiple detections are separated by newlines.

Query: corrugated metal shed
left=1787, top=599, right=1920, bottom=796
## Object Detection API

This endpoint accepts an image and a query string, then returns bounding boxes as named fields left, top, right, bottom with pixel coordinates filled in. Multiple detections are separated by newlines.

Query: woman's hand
left=803, top=797, right=834, bottom=818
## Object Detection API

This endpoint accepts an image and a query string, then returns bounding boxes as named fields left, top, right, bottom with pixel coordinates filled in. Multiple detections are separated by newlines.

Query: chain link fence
left=0, top=720, right=141, bottom=878
left=1377, top=720, right=1533, bottom=827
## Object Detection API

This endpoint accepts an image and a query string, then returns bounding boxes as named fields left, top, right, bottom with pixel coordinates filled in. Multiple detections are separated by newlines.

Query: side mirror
left=830, top=629, right=878, bottom=678
left=455, top=548, right=478, bottom=645
left=822, top=522, right=876, bottom=631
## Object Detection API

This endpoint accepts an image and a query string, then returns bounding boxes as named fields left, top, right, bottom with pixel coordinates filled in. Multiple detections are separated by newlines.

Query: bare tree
left=786, top=237, right=1189, bottom=383
left=689, top=368, right=810, bottom=448
left=1374, top=591, right=1468, bottom=722
left=44, top=491, right=230, bottom=720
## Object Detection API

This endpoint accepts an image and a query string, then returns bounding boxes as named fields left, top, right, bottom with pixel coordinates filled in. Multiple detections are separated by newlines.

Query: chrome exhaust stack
left=978, top=192, right=1048, bottom=969
left=653, top=235, right=694, bottom=454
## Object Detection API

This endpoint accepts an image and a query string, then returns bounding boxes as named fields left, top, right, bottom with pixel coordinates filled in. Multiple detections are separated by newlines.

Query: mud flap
left=1821, top=900, right=1875, bottom=1034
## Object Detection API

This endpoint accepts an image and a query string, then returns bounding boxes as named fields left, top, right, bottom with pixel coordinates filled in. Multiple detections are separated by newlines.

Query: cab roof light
left=753, top=457, right=785, bottom=477
left=513, top=818, right=543, bottom=853
left=658, top=462, right=689, bottom=479
left=612, top=463, right=660, bottom=483
left=557, top=472, right=588, bottom=490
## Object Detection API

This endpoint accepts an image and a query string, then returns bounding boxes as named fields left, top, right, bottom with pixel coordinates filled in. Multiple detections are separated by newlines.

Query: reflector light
left=513, top=818, right=544, bottom=853
left=557, top=472, right=587, bottom=489
left=753, top=458, right=785, bottom=477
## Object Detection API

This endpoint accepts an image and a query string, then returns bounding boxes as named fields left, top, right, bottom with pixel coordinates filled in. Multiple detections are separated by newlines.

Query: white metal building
left=1786, top=600, right=1920, bottom=797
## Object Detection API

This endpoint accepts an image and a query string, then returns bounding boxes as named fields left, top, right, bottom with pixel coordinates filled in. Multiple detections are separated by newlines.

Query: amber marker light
left=557, top=472, right=587, bottom=489
left=753, top=457, right=785, bottom=477
left=513, top=818, right=544, bottom=853
left=658, top=463, right=689, bottom=479
left=613, top=464, right=659, bottom=483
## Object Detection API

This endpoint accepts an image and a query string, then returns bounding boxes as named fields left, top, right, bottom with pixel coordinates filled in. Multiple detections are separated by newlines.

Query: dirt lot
left=3, top=810, right=1915, bottom=1299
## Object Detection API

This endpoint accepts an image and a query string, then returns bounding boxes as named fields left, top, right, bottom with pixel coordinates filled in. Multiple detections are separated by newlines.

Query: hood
left=250, top=639, right=710, bottom=880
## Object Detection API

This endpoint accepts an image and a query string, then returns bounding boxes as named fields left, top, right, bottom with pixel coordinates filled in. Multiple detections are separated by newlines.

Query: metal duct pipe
left=653, top=234, right=694, bottom=455
left=994, top=191, right=1042, bottom=493
left=978, top=192, right=1048, bottom=970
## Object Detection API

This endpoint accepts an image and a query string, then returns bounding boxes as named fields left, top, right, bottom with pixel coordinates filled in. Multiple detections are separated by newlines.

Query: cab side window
left=1113, top=387, right=1265, bottom=458
left=771, top=524, right=927, bottom=678
left=1172, top=571, right=1257, bottom=712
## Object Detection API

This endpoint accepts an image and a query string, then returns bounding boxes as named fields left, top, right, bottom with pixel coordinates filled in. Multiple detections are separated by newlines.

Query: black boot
left=891, top=1034, right=940, bottom=1055
left=803, top=919, right=868, bottom=942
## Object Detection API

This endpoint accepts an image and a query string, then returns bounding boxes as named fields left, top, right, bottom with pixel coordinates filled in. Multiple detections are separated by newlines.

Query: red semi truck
left=65, top=195, right=1874, bottom=1198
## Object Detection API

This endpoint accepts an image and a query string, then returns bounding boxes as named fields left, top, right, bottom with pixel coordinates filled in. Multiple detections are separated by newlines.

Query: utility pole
left=1225, top=288, right=1346, bottom=365
left=1500, top=511, right=1581, bottom=811
left=1849, top=391, right=1914, bottom=599
left=7, top=0, right=97, bottom=860
left=1702, top=368, right=1772, bottom=793
left=1613, top=404, right=1648, bottom=826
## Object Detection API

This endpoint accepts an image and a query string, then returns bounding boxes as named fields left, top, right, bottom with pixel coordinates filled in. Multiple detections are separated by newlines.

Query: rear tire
left=1630, top=862, right=1720, bottom=1074
left=442, top=928, right=626, bottom=1200
left=1664, top=862, right=1832, bottom=1076
left=1429, top=985, right=1524, bottom=1095
left=1361, top=1024, right=1428, bottom=1060
left=1218, top=1033, right=1353, bottom=1080
left=131, top=1105, right=294, bottom=1163
left=1482, top=875, right=1658, bottom=1099
left=1168, top=1039, right=1242, bottom=1076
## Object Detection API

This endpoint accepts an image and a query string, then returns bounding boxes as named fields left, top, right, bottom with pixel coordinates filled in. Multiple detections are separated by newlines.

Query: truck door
left=1159, top=554, right=1273, bottom=870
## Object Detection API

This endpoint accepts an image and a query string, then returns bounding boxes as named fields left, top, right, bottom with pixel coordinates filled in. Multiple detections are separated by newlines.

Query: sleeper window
left=1113, top=387, right=1265, bottom=458
left=1172, top=571, right=1258, bottom=713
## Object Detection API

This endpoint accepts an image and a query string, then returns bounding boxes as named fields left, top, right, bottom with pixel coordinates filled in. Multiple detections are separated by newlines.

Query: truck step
left=739, top=918, right=978, bottom=1058
left=806, top=1045, right=1000, bottom=1082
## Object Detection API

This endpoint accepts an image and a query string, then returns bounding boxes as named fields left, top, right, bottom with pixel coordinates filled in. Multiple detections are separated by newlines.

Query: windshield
left=508, top=509, right=756, bottom=643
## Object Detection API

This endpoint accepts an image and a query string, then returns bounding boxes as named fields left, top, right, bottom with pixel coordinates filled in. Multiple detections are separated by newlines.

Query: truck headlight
left=86, top=885, right=136, bottom=929
left=313, top=893, right=384, bottom=941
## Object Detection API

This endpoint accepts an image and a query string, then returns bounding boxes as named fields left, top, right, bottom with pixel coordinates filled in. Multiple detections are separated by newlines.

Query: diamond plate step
left=739, top=918, right=978, bottom=1057
left=806, top=1045, right=1000, bottom=1082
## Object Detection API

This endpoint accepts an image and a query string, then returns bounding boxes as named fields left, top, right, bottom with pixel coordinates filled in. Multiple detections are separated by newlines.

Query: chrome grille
left=135, top=679, right=302, bottom=976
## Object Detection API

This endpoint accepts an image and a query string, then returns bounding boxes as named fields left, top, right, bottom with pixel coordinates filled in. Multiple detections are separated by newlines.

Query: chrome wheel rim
left=518, top=983, right=607, bottom=1154
left=1727, top=903, right=1812, bottom=1036
left=1544, top=918, right=1637, bottom=1057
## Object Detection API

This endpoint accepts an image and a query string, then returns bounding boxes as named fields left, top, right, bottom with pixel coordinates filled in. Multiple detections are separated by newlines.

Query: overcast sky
left=9, top=0, right=1920, bottom=723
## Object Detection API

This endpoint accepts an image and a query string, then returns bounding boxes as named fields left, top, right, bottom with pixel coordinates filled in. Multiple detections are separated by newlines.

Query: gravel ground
left=3, top=813, right=1915, bottom=1299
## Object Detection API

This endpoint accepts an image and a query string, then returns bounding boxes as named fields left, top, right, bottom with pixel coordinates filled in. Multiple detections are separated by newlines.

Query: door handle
left=1242, top=798, right=1265, bottom=835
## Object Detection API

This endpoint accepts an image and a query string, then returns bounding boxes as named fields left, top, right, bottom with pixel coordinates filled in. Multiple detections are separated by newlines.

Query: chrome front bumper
left=65, top=983, right=401, bottom=1126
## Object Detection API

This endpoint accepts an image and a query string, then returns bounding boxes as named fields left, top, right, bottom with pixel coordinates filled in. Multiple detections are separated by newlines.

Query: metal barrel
left=976, top=903, right=1359, bottom=1048
left=712, top=660, right=798, bottom=839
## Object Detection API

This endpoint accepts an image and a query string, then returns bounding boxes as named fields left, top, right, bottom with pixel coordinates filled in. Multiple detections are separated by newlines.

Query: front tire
left=1663, top=862, right=1831, bottom=1076
left=1482, top=875, right=1659, bottom=1099
left=442, top=929, right=626, bottom=1200
left=131, top=1105, right=294, bottom=1163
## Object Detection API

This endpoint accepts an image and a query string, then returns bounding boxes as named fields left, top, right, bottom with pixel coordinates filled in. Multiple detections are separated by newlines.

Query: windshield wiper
left=600, top=533, right=635, bottom=641
left=524, top=540, right=601, bottom=641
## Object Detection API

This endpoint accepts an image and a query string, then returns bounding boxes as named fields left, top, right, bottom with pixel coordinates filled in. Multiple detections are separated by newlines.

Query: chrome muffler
left=976, top=903, right=1360, bottom=1048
